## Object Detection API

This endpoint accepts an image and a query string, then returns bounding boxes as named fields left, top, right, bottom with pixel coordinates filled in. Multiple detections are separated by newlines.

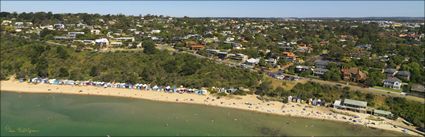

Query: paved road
left=278, top=73, right=424, bottom=103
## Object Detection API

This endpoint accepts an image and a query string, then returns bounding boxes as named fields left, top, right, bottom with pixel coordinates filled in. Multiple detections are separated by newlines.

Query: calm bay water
left=1, top=91, right=405, bottom=136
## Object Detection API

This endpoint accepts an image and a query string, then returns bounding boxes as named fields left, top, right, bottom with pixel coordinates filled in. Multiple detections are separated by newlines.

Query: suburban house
left=110, top=41, right=123, bottom=47
left=266, top=58, right=278, bottom=67
left=190, top=44, right=205, bottom=51
left=73, top=40, right=95, bottom=45
left=25, top=22, right=33, bottom=26
left=225, top=37, right=235, bottom=42
left=282, top=52, right=297, bottom=62
left=379, top=55, right=390, bottom=62
left=246, top=58, right=260, bottom=65
left=76, top=22, right=87, bottom=28
left=40, top=25, right=54, bottom=30
left=216, top=51, right=228, bottom=60
left=341, top=67, right=367, bottom=82
left=1, top=20, right=12, bottom=26
left=396, top=71, right=411, bottom=81
left=228, top=53, right=248, bottom=62
left=53, top=23, right=65, bottom=29
left=383, top=68, right=398, bottom=77
left=295, top=65, right=310, bottom=73
left=313, top=68, right=329, bottom=76
left=355, top=44, right=372, bottom=50
left=95, top=38, right=110, bottom=47
left=113, top=37, right=135, bottom=42
left=151, top=36, right=162, bottom=41
left=314, top=60, right=330, bottom=69
left=232, top=42, right=244, bottom=49
left=14, top=22, right=25, bottom=29
left=279, top=45, right=294, bottom=51
left=296, top=43, right=312, bottom=53
left=268, top=71, right=285, bottom=80
left=68, top=32, right=85, bottom=38
left=203, top=37, right=219, bottom=44
left=383, top=77, right=402, bottom=89
left=206, top=49, right=220, bottom=56
left=242, top=58, right=260, bottom=69
left=91, top=29, right=101, bottom=35
left=333, top=99, right=368, bottom=113
left=151, top=29, right=161, bottom=34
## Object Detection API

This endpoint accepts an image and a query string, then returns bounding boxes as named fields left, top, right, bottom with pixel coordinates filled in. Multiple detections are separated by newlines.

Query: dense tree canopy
left=0, top=35, right=260, bottom=89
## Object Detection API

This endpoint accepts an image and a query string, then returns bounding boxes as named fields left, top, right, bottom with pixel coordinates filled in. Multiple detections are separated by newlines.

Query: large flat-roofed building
left=333, top=99, right=368, bottom=113
left=373, top=109, right=394, bottom=118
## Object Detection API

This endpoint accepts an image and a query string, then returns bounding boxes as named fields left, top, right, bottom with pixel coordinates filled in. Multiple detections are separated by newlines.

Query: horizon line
left=2, top=11, right=424, bottom=18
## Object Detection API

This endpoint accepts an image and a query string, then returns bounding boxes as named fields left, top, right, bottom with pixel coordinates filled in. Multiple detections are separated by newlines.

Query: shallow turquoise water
left=0, top=91, right=406, bottom=136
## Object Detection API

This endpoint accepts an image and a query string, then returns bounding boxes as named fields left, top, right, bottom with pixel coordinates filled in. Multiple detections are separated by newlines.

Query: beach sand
left=0, top=80, right=421, bottom=136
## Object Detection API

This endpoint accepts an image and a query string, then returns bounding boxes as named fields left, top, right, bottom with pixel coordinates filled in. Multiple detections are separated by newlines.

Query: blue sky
left=1, top=1, right=424, bottom=17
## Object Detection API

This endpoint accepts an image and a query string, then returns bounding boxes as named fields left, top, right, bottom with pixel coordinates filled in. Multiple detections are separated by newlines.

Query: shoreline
left=0, top=80, right=421, bottom=136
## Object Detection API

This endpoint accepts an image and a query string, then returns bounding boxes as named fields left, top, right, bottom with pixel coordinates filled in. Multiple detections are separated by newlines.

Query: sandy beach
left=0, top=80, right=421, bottom=136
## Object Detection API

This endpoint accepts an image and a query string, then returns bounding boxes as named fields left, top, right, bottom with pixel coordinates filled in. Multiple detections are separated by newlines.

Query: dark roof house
left=384, top=68, right=398, bottom=76
left=313, top=68, right=329, bottom=76
left=314, top=60, right=330, bottom=69
left=396, top=71, right=411, bottom=81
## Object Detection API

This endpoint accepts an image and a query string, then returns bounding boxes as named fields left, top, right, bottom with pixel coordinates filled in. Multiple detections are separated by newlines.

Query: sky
left=1, top=1, right=424, bottom=17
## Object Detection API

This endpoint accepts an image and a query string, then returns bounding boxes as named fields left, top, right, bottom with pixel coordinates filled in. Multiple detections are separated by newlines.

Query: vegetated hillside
left=0, top=36, right=260, bottom=89
left=286, top=82, right=424, bottom=131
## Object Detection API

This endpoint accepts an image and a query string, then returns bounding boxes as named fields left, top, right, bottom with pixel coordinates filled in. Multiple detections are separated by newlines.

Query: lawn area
left=373, top=86, right=402, bottom=92
left=267, top=76, right=307, bottom=90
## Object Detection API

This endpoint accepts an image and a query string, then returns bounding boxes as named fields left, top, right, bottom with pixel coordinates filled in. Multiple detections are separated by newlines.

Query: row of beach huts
left=25, top=77, right=209, bottom=95
left=287, top=96, right=326, bottom=106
